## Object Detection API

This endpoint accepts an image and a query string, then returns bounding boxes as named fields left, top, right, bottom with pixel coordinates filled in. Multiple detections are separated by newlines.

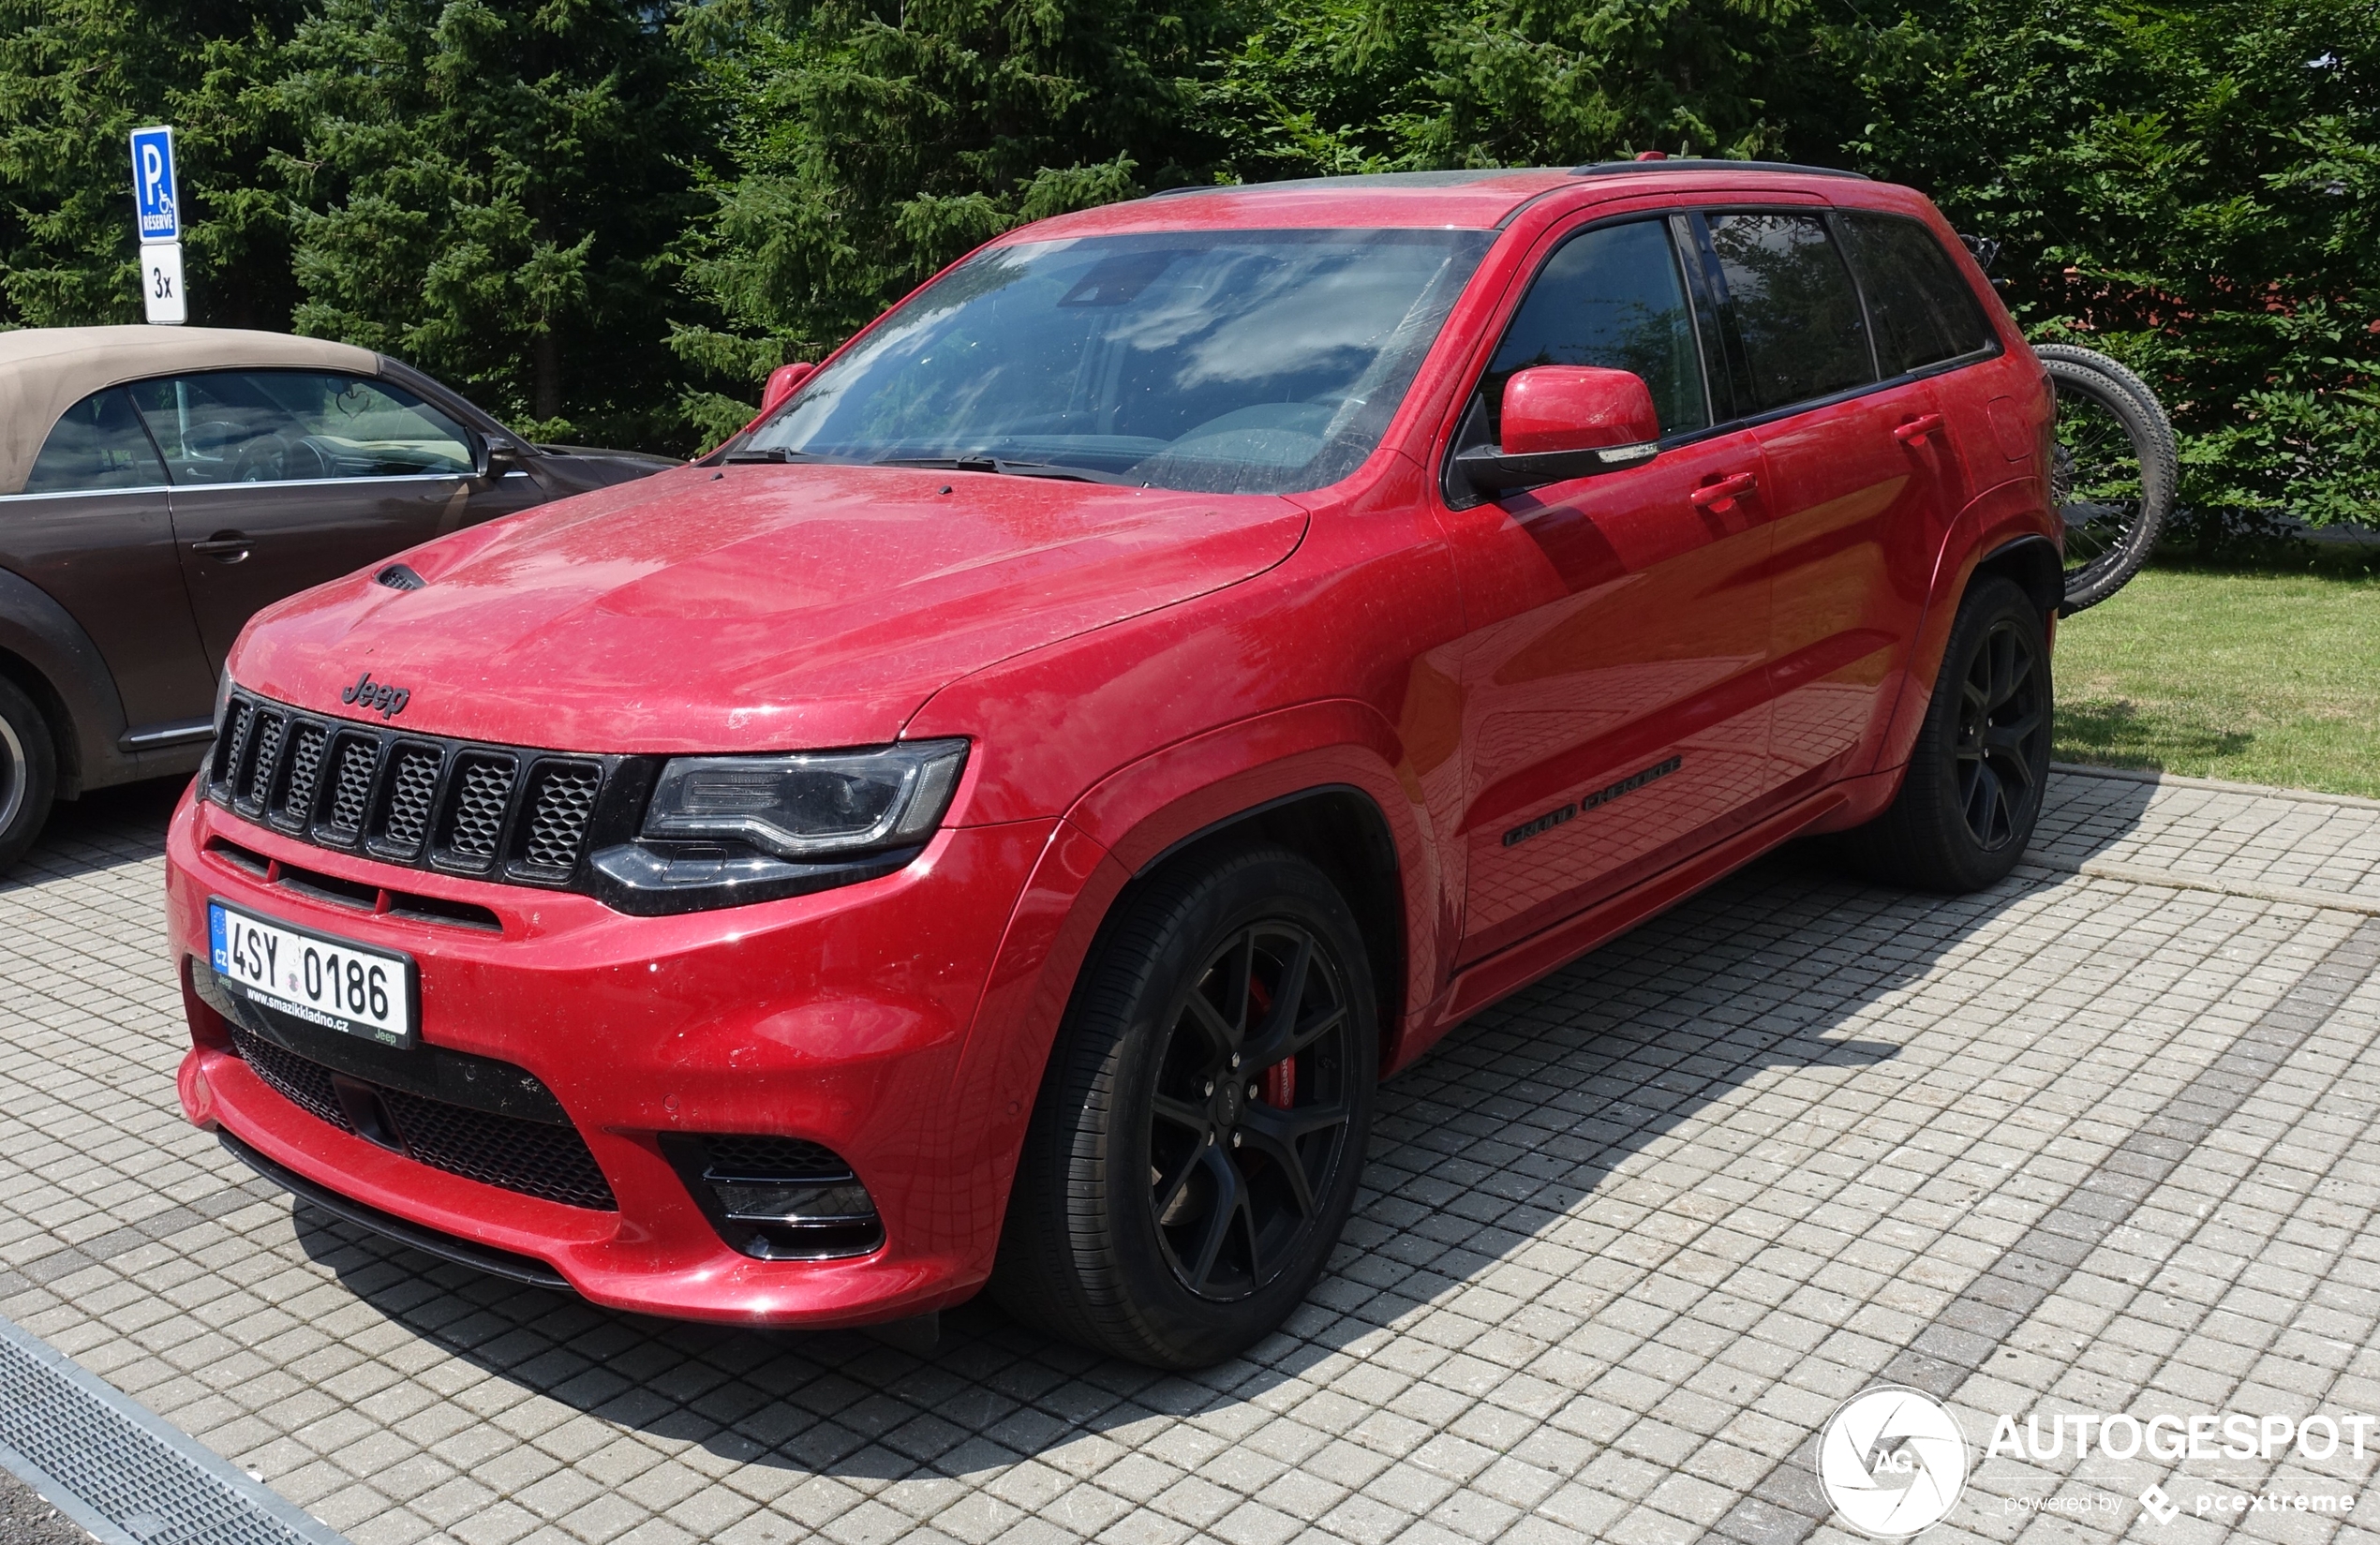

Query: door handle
left=191, top=531, right=253, bottom=562
left=1690, top=472, right=1758, bottom=511
left=1893, top=412, right=1945, bottom=445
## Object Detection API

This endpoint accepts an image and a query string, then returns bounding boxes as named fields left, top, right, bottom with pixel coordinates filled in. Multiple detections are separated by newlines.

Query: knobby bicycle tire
left=2035, top=344, right=2179, bottom=614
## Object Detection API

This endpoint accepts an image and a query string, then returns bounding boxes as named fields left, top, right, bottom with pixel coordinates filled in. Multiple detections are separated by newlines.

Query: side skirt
left=1392, top=781, right=1858, bottom=1071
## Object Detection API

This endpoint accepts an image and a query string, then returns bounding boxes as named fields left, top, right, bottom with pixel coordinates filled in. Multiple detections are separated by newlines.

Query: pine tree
left=274, top=0, right=715, bottom=446
left=0, top=0, right=297, bottom=328
left=669, top=0, right=1235, bottom=439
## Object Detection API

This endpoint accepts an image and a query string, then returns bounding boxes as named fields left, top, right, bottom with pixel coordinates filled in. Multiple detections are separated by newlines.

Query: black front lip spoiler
left=216, top=1129, right=573, bottom=1292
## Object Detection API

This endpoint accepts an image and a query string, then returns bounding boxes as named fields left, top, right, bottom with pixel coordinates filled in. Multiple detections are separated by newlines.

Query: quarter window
left=1702, top=213, right=1875, bottom=413
left=1483, top=219, right=1710, bottom=438
left=22, top=388, right=168, bottom=495
left=126, top=372, right=475, bottom=484
left=1838, top=213, right=1996, bottom=376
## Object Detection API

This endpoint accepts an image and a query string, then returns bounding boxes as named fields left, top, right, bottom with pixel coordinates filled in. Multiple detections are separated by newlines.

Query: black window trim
left=1435, top=201, right=2006, bottom=506
left=1828, top=207, right=2006, bottom=386
left=1675, top=203, right=2003, bottom=435
left=1437, top=209, right=1729, bottom=509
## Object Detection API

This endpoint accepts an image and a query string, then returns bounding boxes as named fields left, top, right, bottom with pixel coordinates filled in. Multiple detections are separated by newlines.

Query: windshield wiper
left=873, top=455, right=1138, bottom=486
left=721, top=447, right=801, bottom=463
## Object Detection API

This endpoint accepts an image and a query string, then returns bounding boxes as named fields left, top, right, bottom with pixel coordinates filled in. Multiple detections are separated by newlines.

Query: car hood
left=231, top=461, right=1308, bottom=752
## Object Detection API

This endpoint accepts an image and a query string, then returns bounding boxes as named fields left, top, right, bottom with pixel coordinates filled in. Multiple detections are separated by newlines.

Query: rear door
left=134, top=370, right=502, bottom=666
left=1438, top=214, right=1778, bottom=962
left=1692, top=210, right=1950, bottom=787
left=0, top=387, right=217, bottom=735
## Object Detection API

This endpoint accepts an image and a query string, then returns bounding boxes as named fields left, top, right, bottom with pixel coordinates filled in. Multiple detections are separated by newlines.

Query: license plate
left=208, top=899, right=417, bottom=1047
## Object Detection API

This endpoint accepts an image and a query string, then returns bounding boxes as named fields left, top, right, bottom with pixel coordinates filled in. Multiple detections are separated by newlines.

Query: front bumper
left=166, top=786, right=1056, bottom=1327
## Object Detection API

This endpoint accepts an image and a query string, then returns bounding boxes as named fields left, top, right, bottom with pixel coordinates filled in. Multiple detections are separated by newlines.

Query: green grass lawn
left=2051, top=560, right=2380, bottom=798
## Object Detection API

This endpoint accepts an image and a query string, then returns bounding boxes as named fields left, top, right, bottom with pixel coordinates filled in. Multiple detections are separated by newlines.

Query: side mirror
left=758, top=362, right=816, bottom=418
left=1460, top=365, right=1661, bottom=494
left=474, top=437, right=526, bottom=479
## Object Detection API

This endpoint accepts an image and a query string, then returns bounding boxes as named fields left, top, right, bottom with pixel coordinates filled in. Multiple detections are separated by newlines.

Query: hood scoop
left=375, top=563, right=427, bottom=591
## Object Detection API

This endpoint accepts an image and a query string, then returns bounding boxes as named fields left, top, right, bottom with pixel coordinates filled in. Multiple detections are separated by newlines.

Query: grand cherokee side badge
left=341, top=670, right=410, bottom=720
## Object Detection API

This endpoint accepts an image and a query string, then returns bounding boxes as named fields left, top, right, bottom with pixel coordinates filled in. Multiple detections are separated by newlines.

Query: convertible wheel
left=0, top=675, right=58, bottom=872
left=1832, top=575, right=2052, bottom=892
left=991, top=844, right=1376, bottom=1368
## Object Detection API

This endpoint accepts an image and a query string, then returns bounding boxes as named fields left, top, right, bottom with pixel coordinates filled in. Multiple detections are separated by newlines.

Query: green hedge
left=5, top=0, right=2373, bottom=497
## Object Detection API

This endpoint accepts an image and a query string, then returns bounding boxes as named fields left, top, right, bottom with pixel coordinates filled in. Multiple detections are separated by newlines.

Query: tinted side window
left=22, top=388, right=168, bottom=496
left=128, top=372, right=474, bottom=484
left=1703, top=213, right=1873, bottom=413
left=1485, top=219, right=1709, bottom=437
left=1839, top=213, right=1995, bottom=376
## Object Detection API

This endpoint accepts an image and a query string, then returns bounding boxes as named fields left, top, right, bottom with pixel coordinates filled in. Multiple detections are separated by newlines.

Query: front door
left=130, top=369, right=520, bottom=667
left=1440, top=215, right=1777, bottom=962
left=0, top=386, right=217, bottom=734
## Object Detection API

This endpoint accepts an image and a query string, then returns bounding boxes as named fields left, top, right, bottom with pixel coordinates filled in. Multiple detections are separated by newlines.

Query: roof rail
left=1570, top=158, right=1869, bottom=181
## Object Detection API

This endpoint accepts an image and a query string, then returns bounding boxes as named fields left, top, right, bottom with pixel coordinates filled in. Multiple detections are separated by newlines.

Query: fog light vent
left=662, top=1134, right=883, bottom=1261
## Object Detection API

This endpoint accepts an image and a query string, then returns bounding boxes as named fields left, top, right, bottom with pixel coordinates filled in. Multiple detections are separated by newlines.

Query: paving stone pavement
left=4, top=767, right=2379, bottom=1545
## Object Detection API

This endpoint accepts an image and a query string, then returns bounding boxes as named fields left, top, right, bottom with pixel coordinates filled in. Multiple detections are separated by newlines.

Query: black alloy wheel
left=991, top=844, right=1376, bottom=1369
left=1147, top=920, right=1357, bottom=1301
left=1827, top=575, right=2052, bottom=893
left=1951, top=615, right=2049, bottom=851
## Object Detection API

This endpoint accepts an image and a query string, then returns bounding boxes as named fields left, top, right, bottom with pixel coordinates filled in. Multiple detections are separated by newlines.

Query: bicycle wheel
left=2035, top=345, right=2178, bottom=615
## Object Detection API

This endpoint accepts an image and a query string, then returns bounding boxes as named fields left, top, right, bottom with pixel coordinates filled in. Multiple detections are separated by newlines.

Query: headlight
left=212, top=669, right=236, bottom=736
left=639, top=740, right=969, bottom=859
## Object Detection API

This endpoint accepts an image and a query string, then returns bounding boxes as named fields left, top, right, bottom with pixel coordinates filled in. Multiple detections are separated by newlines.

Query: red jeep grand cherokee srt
left=167, top=162, right=2057, bottom=1369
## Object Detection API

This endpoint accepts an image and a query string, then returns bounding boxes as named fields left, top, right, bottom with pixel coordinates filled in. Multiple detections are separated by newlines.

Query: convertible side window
left=127, top=372, right=475, bottom=484
left=21, top=388, right=169, bottom=496
left=1480, top=219, right=1711, bottom=440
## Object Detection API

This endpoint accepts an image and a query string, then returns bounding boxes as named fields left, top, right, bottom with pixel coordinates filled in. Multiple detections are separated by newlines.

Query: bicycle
left=2033, top=343, right=2179, bottom=615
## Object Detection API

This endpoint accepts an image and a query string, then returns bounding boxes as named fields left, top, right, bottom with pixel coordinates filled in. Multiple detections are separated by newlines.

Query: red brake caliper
left=1246, top=976, right=1297, bottom=1107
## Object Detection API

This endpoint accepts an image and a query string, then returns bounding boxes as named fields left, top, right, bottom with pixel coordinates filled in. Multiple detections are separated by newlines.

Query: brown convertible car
left=0, top=326, right=675, bottom=868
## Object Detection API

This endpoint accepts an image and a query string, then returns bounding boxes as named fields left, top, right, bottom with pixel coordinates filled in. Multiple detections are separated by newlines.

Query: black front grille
left=226, top=1023, right=617, bottom=1211
left=521, top=763, right=601, bottom=874
left=244, top=714, right=285, bottom=809
left=376, top=746, right=441, bottom=856
left=233, top=1024, right=349, bottom=1130
left=375, top=1087, right=614, bottom=1209
left=274, top=722, right=329, bottom=829
left=206, top=691, right=617, bottom=891
left=699, top=1134, right=852, bottom=1181
left=326, top=735, right=379, bottom=838
left=439, top=755, right=516, bottom=868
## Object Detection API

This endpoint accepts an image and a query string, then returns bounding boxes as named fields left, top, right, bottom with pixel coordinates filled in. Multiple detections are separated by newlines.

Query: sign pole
left=128, top=125, right=186, bottom=325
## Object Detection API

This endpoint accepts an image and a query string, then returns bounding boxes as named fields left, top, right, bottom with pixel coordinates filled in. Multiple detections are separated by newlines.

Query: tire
left=1835, top=576, right=2052, bottom=892
left=0, top=675, right=58, bottom=872
left=2034, top=345, right=2178, bottom=616
left=990, top=844, right=1376, bottom=1369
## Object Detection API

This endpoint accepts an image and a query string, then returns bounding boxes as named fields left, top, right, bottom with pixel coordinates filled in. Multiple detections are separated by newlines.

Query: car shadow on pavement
left=271, top=828, right=2128, bottom=1480
left=2, top=777, right=188, bottom=893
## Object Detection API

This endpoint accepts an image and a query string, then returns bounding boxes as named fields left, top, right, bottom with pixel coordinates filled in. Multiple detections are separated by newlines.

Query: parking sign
left=141, top=243, right=186, bottom=325
left=129, top=126, right=178, bottom=242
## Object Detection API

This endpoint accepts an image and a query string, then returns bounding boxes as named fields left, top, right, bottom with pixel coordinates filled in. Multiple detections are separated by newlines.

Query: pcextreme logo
left=1816, top=1387, right=1970, bottom=1538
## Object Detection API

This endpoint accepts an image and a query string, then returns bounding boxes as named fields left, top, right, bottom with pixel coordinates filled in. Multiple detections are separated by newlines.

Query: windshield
left=743, top=228, right=1494, bottom=495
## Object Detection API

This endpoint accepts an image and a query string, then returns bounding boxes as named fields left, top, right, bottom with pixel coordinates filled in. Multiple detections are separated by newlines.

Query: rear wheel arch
left=1970, top=534, right=2061, bottom=622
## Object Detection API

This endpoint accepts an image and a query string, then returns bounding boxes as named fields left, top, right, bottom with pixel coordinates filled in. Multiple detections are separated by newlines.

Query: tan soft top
left=0, top=326, right=381, bottom=495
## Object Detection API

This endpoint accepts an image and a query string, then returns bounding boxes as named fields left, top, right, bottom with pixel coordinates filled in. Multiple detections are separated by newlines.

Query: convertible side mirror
left=1460, top=365, right=1661, bottom=494
left=473, top=438, right=528, bottom=479
left=758, top=362, right=816, bottom=418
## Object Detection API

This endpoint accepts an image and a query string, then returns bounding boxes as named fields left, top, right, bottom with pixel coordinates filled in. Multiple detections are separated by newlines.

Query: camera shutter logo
left=1816, top=1386, right=1970, bottom=1538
